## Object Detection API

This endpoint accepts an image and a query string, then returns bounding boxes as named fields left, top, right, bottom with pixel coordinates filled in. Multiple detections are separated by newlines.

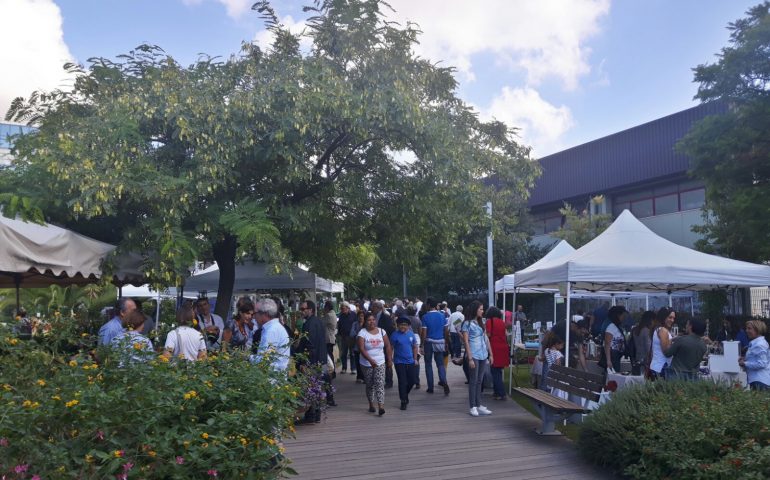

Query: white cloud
left=181, top=0, right=252, bottom=20
left=485, top=86, right=574, bottom=157
left=386, top=0, right=610, bottom=90
left=253, top=15, right=310, bottom=52
left=0, top=0, right=75, bottom=121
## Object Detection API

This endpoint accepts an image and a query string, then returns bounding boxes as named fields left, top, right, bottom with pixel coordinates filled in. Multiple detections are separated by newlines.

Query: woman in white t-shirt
left=602, top=306, right=627, bottom=373
left=649, top=307, right=675, bottom=379
left=357, top=312, right=392, bottom=416
left=163, top=306, right=208, bottom=362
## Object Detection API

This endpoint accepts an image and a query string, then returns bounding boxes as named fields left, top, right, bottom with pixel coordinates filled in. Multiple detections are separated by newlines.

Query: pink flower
left=31, top=476, right=41, bottom=480
left=96, top=430, right=105, bottom=440
left=207, top=469, right=218, bottom=477
left=122, top=462, right=134, bottom=472
left=116, top=474, right=127, bottom=480
left=14, top=464, right=29, bottom=474
left=175, top=456, right=185, bottom=465
left=0, top=438, right=8, bottom=447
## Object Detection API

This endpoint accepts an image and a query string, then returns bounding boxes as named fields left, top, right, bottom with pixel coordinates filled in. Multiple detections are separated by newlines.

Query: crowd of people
left=536, top=303, right=770, bottom=391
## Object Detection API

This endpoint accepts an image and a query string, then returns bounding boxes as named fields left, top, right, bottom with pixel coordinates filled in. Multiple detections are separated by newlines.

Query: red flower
left=731, top=459, right=743, bottom=468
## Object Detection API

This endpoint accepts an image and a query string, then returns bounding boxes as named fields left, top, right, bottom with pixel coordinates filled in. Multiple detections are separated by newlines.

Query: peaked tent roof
left=494, top=240, right=575, bottom=293
left=514, top=210, right=770, bottom=292
left=0, top=215, right=115, bottom=288
left=184, top=261, right=344, bottom=294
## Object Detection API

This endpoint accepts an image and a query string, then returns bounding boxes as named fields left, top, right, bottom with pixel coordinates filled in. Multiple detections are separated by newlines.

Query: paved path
left=284, top=363, right=613, bottom=479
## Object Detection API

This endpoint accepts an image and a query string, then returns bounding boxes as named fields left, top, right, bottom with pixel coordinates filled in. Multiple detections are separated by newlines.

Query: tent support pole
left=645, top=294, right=649, bottom=311
left=691, top=294, right=694, bottom=317
left=553, top=294, right=557, bottom=324
left=668, top=291, right=673, bottom=308
left=565, top=283, right=571, bottom=370
left=14, top=274, right=21, bottom=314
left=155, top=291, right=161, bottom=334
left=508, top=289, right=517, bottom=395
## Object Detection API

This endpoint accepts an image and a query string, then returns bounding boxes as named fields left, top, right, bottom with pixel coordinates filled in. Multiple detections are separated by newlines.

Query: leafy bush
left=0, top=327, right=303, bottom=479
left=578, top=380, right=770, bottom=479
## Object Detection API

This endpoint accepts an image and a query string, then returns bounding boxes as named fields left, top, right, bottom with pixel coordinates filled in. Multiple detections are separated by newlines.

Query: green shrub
left=0, top=327, right=303, bottom=479
left=578, top=380, right=770, bottom=479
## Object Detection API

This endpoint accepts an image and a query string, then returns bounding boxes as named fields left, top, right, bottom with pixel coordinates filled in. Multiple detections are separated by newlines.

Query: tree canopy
left=3, top=0, right=538, bottom=315
left=677, top=2, right=770, bottom=263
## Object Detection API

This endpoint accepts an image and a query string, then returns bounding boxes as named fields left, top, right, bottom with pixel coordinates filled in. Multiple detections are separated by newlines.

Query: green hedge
left=0, top=325, right=303, bottom=479
left=578, top=381, right=770, bottom=479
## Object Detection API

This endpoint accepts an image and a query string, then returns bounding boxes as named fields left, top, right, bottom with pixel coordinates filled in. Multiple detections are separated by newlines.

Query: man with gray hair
left=251, top=298, right=290, bottom=371
left=99, top=297, right=136, bottom=346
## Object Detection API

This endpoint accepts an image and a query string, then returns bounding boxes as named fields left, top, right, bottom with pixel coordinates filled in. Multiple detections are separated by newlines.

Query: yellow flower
left=81, top=332, right=89, bottom=337
left=159, top=355, right=169, bottom=363
left=57, top=466, right=65, bottom=473
left=8, top=338, right=18, bottom=346
left=65, top=399, right=79, bottom=408
left=133, top=342, right=143, bottom=350
left=69, top=360, right=77, bottom=367
left=183, top=390, right=198, bottom=400
left=192, top=319, right=198, bottom=327
left=148, top=450, right=157, bottom=458
left=289, top=425, right=295, bottom=433
left=201, top=432, right=209, bottom=439
left=85, top=454, right=94, bottom=464
left=70, top=429, right=78, bottom=438
left=183, top=440, right=191, bottom=449
left=202, top=442, right=209, bottom=448
left=239, top=437, right=248, bottom=446
left=36, top=379, right=46, bottom=387
left=113, top=450, right=124, bottom=458
left=2, top=384, right=12, bottom=391
left=51, top=395, right=61, bottom=401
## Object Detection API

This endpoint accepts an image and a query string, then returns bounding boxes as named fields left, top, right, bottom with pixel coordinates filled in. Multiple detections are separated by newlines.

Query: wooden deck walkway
left=284, top=363, right=614, bottom=480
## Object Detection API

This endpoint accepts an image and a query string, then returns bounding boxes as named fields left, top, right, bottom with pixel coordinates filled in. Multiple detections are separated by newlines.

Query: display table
left=607, top=372, right=645, bottom=390
left=707, top=371, right=748, bottom=388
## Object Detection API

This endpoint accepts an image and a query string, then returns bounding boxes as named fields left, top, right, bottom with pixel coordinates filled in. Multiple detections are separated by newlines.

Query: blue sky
left=0, top=0, right=759, bottom=156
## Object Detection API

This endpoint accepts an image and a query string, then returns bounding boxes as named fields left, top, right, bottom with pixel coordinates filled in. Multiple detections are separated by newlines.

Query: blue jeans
left=450, top=332, right=462, bottom=358
left=468, top=358, right=487, bottom=408
left=491, top=366, right=505, bottom=397
left=424, top=341, right=447, bottom=390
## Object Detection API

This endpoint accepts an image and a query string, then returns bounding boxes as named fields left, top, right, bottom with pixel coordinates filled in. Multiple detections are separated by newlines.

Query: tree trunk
left=212, top=234, right=238, bottom=320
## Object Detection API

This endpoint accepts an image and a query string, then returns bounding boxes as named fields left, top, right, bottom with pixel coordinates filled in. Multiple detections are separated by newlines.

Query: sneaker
left=426, top=388, right=434, bottom=394
left=378, top=407, right=385, bottom=416
left=400, top=402, right=407, bottom=410
left=350, top=371, right=356, bottom=375
left=443, top=383, right=450, bottom=395
left=341, top=369, right=347, bottom=374
left=368, top=406, right=376, bottom=413
left=414, top=384, right=420, bottom=390
left=477, top=406, right=492, bottom=415
left=469, top=407, right=479, bottom=417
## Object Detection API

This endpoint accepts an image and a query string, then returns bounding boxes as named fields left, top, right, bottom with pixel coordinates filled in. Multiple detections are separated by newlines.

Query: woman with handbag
left=600, top=306, right=628, bottom=373
left=357, top=312, right=393, bottom=416
left=485, top=306, right=509, bottom=400
left=648, top=307, right=675, bottom=380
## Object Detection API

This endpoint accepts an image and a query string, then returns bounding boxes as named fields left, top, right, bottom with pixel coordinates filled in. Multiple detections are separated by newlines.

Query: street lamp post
left=486, top=201, right=494, bottom=308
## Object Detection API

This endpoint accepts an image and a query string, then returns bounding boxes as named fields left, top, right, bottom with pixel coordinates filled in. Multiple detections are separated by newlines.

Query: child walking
left=390, top=316, right=419, bottom=410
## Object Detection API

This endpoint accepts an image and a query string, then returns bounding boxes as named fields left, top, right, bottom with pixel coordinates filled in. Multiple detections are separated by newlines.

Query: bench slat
left=550, top=364, right=604, bottom=384
left=544, top=379, right=600, bottom=402
left=548, top=370, right=603, bottom=392
left=512, top=387, right=588, bottom=413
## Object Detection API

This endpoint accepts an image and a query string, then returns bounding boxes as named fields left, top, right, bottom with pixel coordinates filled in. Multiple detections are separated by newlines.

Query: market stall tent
left=494, top=240, right=576, bottom=293
left=184, top=261, right=344, bottom=294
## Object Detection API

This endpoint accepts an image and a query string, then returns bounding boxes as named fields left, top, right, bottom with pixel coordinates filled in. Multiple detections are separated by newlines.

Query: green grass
left=503, top=365, right=582, bottom=441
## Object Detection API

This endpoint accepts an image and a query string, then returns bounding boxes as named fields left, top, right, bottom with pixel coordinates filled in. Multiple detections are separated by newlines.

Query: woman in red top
left=485, top=306, right=509, bottom=400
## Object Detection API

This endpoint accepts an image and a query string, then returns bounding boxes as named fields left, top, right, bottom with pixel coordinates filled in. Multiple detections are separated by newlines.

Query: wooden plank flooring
left=283, top=363, right=615, bottom=480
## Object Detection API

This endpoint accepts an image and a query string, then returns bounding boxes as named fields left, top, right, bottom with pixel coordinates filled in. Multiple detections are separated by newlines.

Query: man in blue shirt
left=419, top=297, right=450, bottom=395
left=251, top=298, right=290, bottom=372
left=98, top=297, right=136, bottom=346
left=390, top=316, right=419, bottom=410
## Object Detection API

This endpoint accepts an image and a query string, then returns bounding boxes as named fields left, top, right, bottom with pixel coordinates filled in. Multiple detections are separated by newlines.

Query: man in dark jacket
left=298, top=300, right=336, bottom=422
left=337, top=302, right=358, bottom=375
left=372, top=300, right=394, bottom=388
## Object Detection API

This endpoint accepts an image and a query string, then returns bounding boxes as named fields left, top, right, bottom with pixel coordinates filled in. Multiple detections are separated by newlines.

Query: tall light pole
left=486, top=201, right=494, bottom=308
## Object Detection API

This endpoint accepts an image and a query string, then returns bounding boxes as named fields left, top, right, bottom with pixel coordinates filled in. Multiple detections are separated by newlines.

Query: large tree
left=3, top=0, right=537, bottom=317
left=677, top=2, right=770, bottom=262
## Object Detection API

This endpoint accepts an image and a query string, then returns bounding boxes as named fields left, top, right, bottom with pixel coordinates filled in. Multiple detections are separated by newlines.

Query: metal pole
left=565, top=283, right=571, bottom=367
left=508, top=289, right=518, bottom=395
left=14, top=274, right=21, bottom=315
left=486, top=201, right=494, bottom=308
left=553, top=294, right=557, bottom=324
left=155, top=291, right=161, bottom=334
left=691, top=294, right=695, bottom=317
left=668, top=291, right=673, bottom=308
left=402, top=264, right=407, bottom=299
left=645, top=294, right=649, bottom=311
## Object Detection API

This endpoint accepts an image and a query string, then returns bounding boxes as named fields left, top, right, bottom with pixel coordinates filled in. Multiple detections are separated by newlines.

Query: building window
left=654, top=193, right=679, bottom=215
left=680, top=188, right=705, bottom=211
left=631, top=198, right=654, bottom=218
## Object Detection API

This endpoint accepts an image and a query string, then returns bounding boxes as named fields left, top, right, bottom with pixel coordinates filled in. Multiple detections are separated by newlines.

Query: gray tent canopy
left=184, top=261, right=344, bottom=294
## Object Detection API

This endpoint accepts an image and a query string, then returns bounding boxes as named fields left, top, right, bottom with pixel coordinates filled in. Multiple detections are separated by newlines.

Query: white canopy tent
left=184, top=261, right=345, bottom=295
left=513, top=209, right=770, bottom=376
left=0, top=215, right=115, bottom=311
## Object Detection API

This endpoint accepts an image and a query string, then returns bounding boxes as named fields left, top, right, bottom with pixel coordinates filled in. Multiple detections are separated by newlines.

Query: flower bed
left=578, top=380, right=770, bottom=479
left=0, top=327, right=303, bottom=479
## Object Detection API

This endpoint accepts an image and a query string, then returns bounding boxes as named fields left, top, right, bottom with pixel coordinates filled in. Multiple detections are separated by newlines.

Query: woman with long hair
left=631, top=311, right=654, bottom=375
left=163, top=306, right=207, bottom=361
left=601, top=306, right=628, bottom=373
left=461, top=301, right=493, bottom=416
left=649, top=307, right=675, bottom=379
left=230, top=301, right=255, bottom=351
left=485, top=306, right=508, bottom=400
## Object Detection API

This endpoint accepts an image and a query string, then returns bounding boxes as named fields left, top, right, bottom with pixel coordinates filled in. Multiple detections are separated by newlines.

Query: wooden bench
left=513, top=365, right=604, bottom=435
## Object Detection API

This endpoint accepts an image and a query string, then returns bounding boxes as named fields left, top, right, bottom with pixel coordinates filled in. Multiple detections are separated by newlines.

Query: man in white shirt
left=448, top=305, right=465, bottom=362
left=251, top=298, right=290, bottom=372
